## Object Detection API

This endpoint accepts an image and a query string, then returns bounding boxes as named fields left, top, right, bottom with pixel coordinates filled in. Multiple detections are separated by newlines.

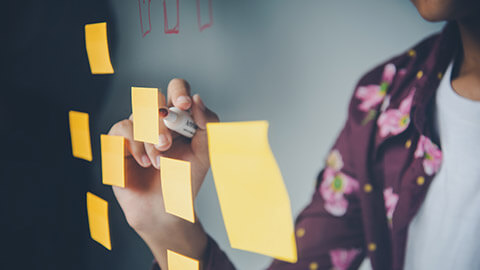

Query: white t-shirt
left=404, top=62, right=480, bottom=269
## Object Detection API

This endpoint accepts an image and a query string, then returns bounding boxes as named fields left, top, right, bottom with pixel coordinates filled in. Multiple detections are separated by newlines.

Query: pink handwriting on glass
left=163, top=0, right=179, bottom=34
left=138, top=0, right=152, bottom=37
left=138, top=0, right=213, bottom=37
left=196, top=0, right=213, bottom=32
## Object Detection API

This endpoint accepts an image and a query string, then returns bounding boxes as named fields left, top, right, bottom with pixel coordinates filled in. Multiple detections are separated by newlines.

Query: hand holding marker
left=159, top=107, right=197, bottom=138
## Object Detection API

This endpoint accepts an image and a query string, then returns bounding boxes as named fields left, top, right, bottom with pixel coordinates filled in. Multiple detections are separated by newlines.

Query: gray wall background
left=88, top=1, right=443, bottom=269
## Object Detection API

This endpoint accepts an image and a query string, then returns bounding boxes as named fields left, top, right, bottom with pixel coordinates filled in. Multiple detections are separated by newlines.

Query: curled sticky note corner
left=85, top=22, right=114, bottom=74
left=69, top=110, right=92, bottom=161
left=131, top=87, right=159, bottom=144
left=86, top=192, right=112, bottom=250
left=160, top=157, right=195, bottom=223
left=101, top=134, right=125, bottom=187
left=167, top=249, right=199, bottom=270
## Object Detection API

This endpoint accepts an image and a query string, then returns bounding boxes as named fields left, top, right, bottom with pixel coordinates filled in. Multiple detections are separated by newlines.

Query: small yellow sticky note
left=160, top=157, right=195, bottom=223
left=101, top=134, right=125, bottom=187
left=69, top=111, right=92, bottom=161
left=207, top=121, right=297, bottom=263
left=86, top=192, right=111, bottom=250
left=131, top=87, right=159, bottom=144
left=85, top=22, right=114, bottom=74
left=167, top=250, right=199, bottom=270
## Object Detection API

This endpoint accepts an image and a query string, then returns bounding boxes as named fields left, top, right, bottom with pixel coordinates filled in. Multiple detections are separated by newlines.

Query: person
left=107, top=0, right=480, bottom=269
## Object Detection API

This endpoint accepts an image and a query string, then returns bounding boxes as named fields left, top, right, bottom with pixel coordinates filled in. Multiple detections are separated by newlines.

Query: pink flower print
left=356, top=85, right=385, bottom=112
left=383, top=187, right=399, bottom=227
left=382, top=63, right=396, bottom=82
left=377, top=89, right=415, bottom=137
left=329, top=248, right=361, bottom=270
left=398, top=89, right=414, bottom=113
left=377, top=110, right=409, bottom=137
left=327, top=149, right=344, bottom=171
left=380, top=95, right=391, bottom=113
left=356, top=63, right=396, bottom=112
left=321, top=167, right=360, bottom=217
left=414, top=135, right=442, bottom=175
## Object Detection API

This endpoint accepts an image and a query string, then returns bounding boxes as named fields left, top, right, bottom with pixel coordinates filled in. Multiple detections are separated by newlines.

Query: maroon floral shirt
left=154, top=23, right=460, bottom=270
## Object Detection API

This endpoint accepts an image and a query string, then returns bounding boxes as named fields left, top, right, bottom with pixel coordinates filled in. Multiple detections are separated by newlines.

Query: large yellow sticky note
left=86, top=192, right=111, bottom=250
left=207, top=121, right=297, bottom=263
left=167, top=250, right=199, bottom=270
left=131, top=87, right=159, bottom=144
left=69, top=111, right=92, bottom=161
left=160, top=157, right=195, bottom=223
left=85, top=22, right=114, bottom=74
left=101, top=134, right=125, bottom=187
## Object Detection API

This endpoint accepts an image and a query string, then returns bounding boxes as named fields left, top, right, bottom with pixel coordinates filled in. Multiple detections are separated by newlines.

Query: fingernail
left=141, top=155, right=151, bottom=166
left=176, top=96, right=191, bottom=105
left=196, top=95, right=206, bottom=111
left=156, top=156, right=161, bottom=168
left=156, top=134, right=168, bottom=149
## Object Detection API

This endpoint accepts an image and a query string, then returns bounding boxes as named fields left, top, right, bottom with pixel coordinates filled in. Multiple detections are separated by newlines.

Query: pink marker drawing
left=138, top=0, right=152, bottom=37
left=163, top=0, right=180, bottom=34
left=196, top=0, right=213, bottom=32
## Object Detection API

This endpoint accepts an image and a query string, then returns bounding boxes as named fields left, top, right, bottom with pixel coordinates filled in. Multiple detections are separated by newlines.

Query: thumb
left=191, top=94, right=219, bottom=130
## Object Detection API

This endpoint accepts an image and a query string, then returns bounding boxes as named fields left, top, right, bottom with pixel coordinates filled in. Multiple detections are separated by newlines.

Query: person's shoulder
left=347, top=31, right=442, bottom=124
left=356, top=31, right=441, bottom=88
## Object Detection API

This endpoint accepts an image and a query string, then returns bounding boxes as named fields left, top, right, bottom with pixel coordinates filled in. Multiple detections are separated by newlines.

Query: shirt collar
left=412, top=22, right=461, bottom=136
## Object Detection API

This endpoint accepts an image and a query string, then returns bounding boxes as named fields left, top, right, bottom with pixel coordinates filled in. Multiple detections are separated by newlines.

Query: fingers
left=190, top=94, right=219, bottom=168
left=191, top=94, right=219, bottom=130
left=166, top=78, right=218, bottom=129
left=156, top=91, right=173, bottom=151
left=107, top=80, right=217, bottom=172
left=108, top=119, right=152, bottom=168
left=144, top=143, right=162, bottom=169
left=167, top=78, right=192, bottom=110
left=142, top=91, right=172, bottom=168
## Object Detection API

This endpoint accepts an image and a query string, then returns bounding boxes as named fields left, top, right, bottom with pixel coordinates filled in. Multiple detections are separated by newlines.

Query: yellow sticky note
left=85, top=22, right=114, bottom=74
left=160, top=157, right=195, bottom=223
left=86, top=192, right=111, bottom=250
left=69, top=111, right=92, bottom=161
left=167, top=250, right=199, bottom=270
left=207, top=121, right=297, bottom=263
left=101, top=134, right=125, bottom=187
left=131, top=87, right=159, bottom=144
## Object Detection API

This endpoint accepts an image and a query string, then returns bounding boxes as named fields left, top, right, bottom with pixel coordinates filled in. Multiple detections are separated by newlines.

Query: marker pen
left=159, top=107, right=197, bottom=138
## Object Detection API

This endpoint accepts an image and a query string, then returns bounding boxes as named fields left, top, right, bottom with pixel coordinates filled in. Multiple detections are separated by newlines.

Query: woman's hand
left=108, top=78, right=218, bottom=265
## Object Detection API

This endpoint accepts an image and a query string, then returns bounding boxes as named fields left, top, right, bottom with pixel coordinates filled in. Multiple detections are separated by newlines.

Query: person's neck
left=451, top=17, right=480, bottom=101
left=457, top=17, right=480, bottom=72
